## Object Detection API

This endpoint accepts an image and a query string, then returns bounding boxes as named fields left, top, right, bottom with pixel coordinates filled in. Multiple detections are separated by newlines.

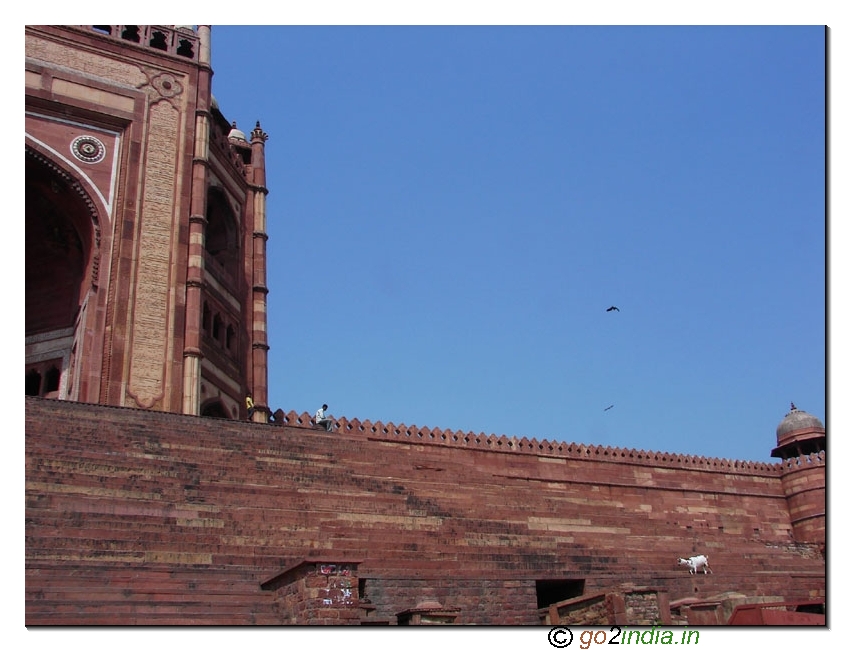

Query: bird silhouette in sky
left=606, top=306, right=620, bottom=312
left=604, top=404, right=614, bottom=411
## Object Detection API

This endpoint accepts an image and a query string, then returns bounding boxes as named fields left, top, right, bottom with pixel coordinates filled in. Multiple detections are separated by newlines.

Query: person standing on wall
left=245, top=393, right=256, bottom=420
left=315, top=404, right=334, bottom=431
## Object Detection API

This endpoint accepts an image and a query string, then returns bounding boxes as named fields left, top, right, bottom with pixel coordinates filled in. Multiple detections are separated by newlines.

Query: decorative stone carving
left=70, top=135, right=106, bottom=164
left=150, top=72, right=183, bottom=99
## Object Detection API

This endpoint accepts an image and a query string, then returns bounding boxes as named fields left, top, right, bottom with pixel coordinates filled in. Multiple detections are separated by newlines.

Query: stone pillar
left=260, top=559, right=362, bottom=625
left=248, top=122, right=270, bottom=422
left=181, top=25, right=212, bottom=415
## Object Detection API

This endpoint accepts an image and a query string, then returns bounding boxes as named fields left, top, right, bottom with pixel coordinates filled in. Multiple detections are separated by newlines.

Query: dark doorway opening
left=536, top=579, right=585, bottom=609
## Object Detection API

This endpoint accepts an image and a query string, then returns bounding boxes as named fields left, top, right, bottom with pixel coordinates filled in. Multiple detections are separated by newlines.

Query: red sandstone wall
left=780, top=456, right=826, bottom=545
left=25, top=398, right=825, bottom=625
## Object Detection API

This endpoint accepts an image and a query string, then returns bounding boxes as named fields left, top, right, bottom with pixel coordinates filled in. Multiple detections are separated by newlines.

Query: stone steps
left=25, top=562, right=280, bottom=624
left=26, top=398, right=824, bottom=624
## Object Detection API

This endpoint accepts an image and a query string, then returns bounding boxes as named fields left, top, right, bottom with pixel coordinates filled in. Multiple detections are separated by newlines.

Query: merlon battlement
left=277, top=410, right=821, bottom=477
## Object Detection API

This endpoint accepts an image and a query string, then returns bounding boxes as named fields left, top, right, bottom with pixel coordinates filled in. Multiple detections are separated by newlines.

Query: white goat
left=678, top=554, right=712, bottom=574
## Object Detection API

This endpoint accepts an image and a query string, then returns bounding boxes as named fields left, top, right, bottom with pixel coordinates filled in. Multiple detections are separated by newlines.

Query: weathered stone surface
left=25, top=397, right=825, bottom=625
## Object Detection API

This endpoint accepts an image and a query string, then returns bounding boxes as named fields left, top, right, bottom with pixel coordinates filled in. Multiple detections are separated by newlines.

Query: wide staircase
left=25, top=397, right=824, bottom=624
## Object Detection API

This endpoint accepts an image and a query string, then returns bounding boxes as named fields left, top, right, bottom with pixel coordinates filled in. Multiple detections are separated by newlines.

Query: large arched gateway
left=25, top=148, right=100, bottom=401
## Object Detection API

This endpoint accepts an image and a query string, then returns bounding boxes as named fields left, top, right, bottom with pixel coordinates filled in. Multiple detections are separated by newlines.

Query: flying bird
left=606, top=306, right=620, bottom=312
left=604, top=405, right=614, bottom=411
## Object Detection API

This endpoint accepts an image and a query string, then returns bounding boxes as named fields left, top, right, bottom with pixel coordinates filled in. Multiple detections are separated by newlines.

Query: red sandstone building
left=26, top=24, right=270, bottom=421
left=25, top=25, right=825, bottom=626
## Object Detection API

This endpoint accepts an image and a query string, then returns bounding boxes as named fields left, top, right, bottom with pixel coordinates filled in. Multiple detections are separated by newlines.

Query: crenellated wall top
left=780, top=449, right=826, bottom=471
left=277, top=411, right=823, bottom=477
left=25, top=397, right=822, bottom=478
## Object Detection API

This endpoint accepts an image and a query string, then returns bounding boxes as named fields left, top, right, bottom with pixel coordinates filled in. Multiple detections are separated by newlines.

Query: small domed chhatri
left=228, top=121, right=248, bottom=142
left=771, top=402, right=826, bottom=459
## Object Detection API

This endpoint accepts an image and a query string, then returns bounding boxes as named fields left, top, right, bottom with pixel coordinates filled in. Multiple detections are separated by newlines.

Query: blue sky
left=208, top=24, right=826, bottom=462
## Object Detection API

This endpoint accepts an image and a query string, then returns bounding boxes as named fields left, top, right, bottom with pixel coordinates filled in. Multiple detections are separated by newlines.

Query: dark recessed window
left=149, top=31, right=168, bottom=51
left=212, top=314, right=222, bottom=343
left=44, top=366, right=60, bottom=393
left=121, top=26, right=140, bottom=42
left=176, top=39, right=194, bottom=58
left=26, top=369, right=41, bottom=396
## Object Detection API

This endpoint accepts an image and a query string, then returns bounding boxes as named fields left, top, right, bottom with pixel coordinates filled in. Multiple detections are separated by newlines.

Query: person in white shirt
left=315, top=404, right=334, bottom=431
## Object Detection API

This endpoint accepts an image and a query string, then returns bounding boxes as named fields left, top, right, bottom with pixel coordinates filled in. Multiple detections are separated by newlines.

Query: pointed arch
left=25, top=146, right=104, bottom=401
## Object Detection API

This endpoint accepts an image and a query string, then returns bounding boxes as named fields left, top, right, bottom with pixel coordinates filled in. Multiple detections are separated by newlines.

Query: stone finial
left=251, top=121, right=269, bottom=142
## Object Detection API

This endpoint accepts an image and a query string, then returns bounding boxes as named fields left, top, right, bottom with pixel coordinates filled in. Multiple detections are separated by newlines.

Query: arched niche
left=204, top=186, right=239, bottom=283
left=200, top=398, right=231, bottom=419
